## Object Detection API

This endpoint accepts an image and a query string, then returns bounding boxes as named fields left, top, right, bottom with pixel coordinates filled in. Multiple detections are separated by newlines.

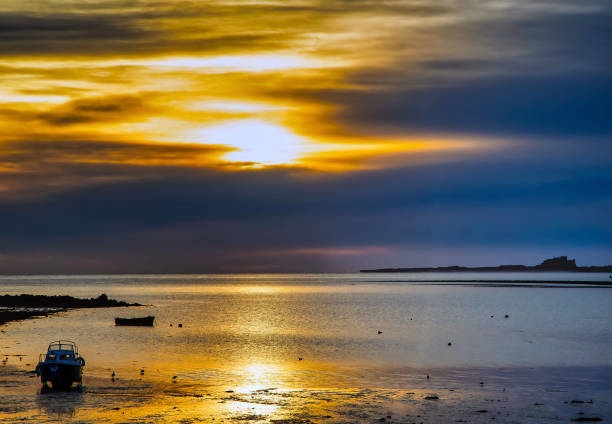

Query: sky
left=0, top=0, right=611, bottom=273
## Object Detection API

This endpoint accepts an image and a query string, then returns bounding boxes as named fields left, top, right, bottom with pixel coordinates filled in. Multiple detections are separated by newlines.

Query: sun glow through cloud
left=145, top=54, right=331, bottom=72
left=187, top=100, right=288, bottom=113
left=0, top=0, right=518, bottom=181
left=192, top=120, right=311, bottom=166
left=0, top=54, right=334, bottom=73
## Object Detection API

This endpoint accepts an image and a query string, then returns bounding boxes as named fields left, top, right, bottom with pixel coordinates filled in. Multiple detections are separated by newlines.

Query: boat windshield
left=48, top=341, right=77, bottom=352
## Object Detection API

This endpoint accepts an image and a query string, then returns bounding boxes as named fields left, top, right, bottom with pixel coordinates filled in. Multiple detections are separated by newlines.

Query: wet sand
left=1, top=362, right=610, bottom=423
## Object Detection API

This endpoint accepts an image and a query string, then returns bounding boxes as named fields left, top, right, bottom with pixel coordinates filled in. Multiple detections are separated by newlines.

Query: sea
left=1, top=272, right=611, bottom=423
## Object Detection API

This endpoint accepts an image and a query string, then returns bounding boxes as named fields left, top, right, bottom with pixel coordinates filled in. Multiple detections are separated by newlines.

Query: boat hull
left=38, top=363, right=82, bottom=388
left=115, top=316, right=155, bottom=326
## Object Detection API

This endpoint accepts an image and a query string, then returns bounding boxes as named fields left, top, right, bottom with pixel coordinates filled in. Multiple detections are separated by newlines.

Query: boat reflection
left=36, top=390, right=84, bottom=419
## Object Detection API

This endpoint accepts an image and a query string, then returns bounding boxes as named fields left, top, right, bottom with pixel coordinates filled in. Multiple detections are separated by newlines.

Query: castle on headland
left=535, top=256, right=576, bottom=270
left=360, top=256, right=612, bottom=273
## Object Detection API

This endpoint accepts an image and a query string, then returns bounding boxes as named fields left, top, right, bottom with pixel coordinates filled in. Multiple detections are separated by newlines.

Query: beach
left=1, top=363, right=611, bottom=423
left=1, top=273, right=611, bottom=423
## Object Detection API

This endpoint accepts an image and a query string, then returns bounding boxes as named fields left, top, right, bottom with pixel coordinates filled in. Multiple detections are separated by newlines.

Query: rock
left=378, top=330, right=383, bottom=334
left=425, top=395, right=439, bottom=400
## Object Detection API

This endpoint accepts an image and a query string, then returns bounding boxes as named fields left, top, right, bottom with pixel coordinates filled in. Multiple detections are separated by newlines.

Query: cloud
left=0, top=138, right=233, bottom=200
left=1, top=139, right=610, bottom=239
left=0, top=145, right=611, bottom=273
left=327, top=73, right=612, bottom=137
left=34, top=95, right=148, bottom=126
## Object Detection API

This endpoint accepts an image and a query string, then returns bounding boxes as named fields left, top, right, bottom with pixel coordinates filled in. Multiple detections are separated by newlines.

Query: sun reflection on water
left=234, top=362, right=282, bottom=392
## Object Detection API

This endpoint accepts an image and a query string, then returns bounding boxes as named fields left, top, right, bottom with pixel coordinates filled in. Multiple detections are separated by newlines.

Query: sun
left=191, top=119, right=311, bottom=166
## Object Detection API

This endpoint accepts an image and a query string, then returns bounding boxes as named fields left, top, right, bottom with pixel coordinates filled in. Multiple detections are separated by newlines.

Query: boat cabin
left=39, top=340, right=83, bottom=364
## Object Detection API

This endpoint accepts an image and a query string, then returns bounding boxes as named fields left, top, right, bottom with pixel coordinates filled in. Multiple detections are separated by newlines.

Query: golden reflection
left=234, top=362, right=283, bottom=392
left=219, top=399, right=280, bottom=419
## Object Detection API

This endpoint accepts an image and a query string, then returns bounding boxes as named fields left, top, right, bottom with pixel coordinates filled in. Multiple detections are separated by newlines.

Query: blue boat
left=36, top=340, right=85, bottom=389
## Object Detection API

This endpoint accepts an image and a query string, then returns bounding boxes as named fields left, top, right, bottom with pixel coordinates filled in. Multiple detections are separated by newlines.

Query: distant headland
left=360, top=256, right=612, bottom=273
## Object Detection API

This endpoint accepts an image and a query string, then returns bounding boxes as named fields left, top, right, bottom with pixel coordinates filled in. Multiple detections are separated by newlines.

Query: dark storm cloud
left=330, top=73, right=612, bottom=137
left=1, top=142, right=610, bottom=249
left=259, top=4, right=612, bottom=139
left=0, top=134, right=610, bottom=272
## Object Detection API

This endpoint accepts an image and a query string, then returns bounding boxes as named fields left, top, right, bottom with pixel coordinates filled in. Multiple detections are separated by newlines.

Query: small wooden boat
left=36, top=340, right=85, bottom=389
left=114, top=316, right=155, bottom=326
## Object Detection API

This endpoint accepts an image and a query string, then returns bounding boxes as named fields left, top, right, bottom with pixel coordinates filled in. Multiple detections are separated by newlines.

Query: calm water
left=1, top=273, right=611, bottom=384
left=2, top=273, right=612, bottom=423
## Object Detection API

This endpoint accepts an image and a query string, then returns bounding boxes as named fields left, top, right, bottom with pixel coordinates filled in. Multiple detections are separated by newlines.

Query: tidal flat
left=1, top=273, right=611, bottom=423
left=1, top=364, right=611, bottom=423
